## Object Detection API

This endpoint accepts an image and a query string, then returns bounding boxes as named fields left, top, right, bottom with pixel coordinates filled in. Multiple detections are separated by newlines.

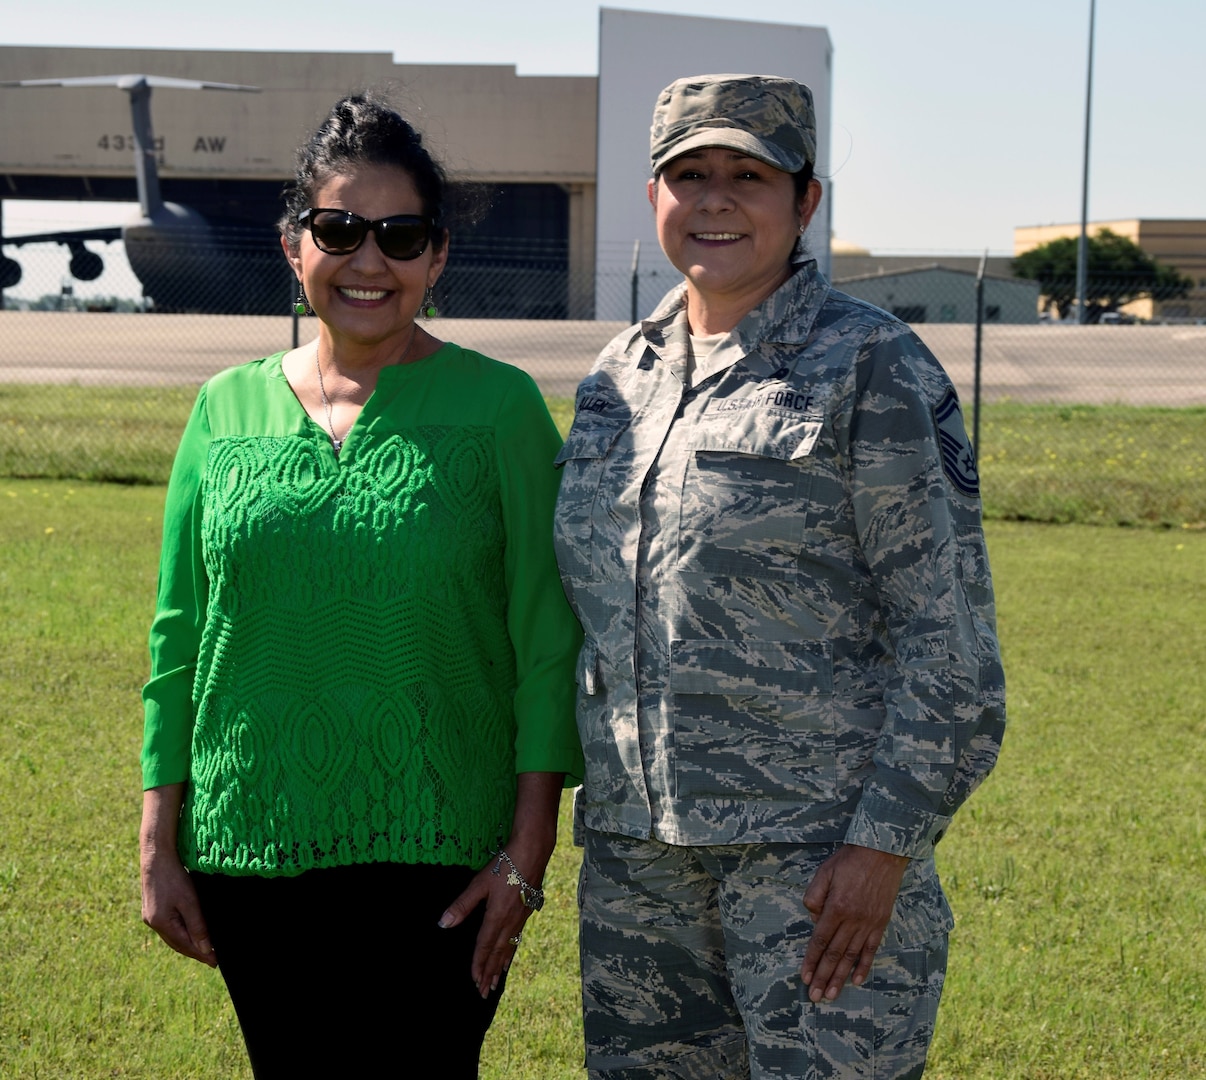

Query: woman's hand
left=139, top=785, right=216, bottom=967
left=800, top=844, right=909, bottom=1003
left=438, top=772, right=563, bottom=999
left=438, top=851, right=539, bottom=999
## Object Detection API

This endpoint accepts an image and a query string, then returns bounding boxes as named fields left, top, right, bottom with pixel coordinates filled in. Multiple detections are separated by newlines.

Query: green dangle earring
left=293, top=281, right=312, bottom=316
left=421, top=286, right=438, bottom=319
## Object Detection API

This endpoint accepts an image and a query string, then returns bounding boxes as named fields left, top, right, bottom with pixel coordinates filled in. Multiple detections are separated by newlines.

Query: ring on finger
left=508, top=932, right=523, bottom=946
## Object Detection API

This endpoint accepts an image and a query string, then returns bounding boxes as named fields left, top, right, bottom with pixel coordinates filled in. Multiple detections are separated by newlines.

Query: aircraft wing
left=0, top=75, right=259, bottom=92
left=1, top=227, right=124, bottom=247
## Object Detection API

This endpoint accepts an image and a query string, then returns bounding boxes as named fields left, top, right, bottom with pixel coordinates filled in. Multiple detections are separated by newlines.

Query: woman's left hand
left=437, top=772, right=564, bottom=999
left=800, top=844, right=910, bottom=1003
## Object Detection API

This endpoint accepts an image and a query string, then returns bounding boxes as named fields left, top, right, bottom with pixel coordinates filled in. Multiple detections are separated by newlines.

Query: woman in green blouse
left=138, top=94, right=582, bottom=1078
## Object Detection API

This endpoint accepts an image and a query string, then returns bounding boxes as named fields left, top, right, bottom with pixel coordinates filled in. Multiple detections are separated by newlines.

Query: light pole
left=1076, top=0, right=1097, bottom=324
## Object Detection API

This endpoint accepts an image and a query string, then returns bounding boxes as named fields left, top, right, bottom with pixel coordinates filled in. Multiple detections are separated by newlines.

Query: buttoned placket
left=630, top=327, right=752, bottom=838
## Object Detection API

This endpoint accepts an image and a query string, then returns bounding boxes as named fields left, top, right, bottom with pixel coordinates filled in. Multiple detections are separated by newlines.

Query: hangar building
left=0, top=12, right=832, bottom=318
left=0, top=45, right=597, bottom=316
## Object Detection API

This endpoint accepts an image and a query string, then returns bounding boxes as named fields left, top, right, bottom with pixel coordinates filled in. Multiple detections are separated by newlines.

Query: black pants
left=192, top=862, right=505, bottom=1079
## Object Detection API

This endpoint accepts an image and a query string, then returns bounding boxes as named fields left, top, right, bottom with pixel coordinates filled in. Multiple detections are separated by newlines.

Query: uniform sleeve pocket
left=888, top=631, right=956, bottom=764
left=956, top=526, right=996, bottom=612
left=898, top=630, right=950, bottom=668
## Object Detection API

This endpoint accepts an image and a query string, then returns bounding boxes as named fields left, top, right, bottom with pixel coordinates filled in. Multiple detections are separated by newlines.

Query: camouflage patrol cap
left=650, top=73, right=816, bottom=176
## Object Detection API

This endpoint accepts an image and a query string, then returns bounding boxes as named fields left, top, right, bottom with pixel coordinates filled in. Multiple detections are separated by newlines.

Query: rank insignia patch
left=933, top=388, right=980, bottom=497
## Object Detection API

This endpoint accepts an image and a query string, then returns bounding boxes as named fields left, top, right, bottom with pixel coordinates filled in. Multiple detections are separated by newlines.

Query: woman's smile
left=336, top=285, right=391, bottom=303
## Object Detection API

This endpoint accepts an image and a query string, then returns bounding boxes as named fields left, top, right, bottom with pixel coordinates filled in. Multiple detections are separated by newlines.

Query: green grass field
left=976, top=403, right=1206, bottom=527
left=0, top=385, right=196, bottom=485
left=3, top=384, right=1205, bottom=526
left=2, top=385, right=1205, bottom=1077
left=1, top=482, right=1202, bottom=1078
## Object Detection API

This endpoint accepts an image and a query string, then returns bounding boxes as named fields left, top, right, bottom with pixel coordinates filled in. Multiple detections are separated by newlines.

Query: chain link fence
left=2, top=234, right=1204, bottom=523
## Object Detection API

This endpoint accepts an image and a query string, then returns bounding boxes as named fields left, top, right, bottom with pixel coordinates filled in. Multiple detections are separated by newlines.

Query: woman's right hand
left=139, top=785, right=216, bottom=967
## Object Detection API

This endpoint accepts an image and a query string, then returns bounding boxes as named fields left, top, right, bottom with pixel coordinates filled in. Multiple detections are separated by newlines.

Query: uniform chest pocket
left=554, top=422, right=626, bottom=581
left=676, top=415, right=823, bottom=580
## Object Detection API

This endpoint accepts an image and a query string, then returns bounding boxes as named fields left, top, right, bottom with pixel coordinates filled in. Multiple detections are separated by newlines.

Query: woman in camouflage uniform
left=554, top=74, right=1005, bottom=1079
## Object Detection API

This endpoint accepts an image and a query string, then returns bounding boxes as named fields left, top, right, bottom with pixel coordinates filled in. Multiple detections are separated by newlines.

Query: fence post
left=291, top=281, right=300, bottom=349
left=973, top=249, right=986, bottom=460
left=0, top=198, right=10, bottom=312
left=630, top=239, right=641, bottom=325
left=1076, top=0, right=1097, bottom=325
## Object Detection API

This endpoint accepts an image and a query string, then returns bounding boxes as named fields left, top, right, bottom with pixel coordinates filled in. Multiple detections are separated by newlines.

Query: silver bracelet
left=490, top=848, right=545, bottom=911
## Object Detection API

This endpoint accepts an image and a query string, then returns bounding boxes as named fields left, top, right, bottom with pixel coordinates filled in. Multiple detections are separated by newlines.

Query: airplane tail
left=0, top=75, right=259, bottom=221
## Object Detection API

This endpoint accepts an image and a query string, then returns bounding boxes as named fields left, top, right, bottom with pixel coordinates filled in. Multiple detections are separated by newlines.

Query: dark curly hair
left=280, top=93, right=448, bottom=253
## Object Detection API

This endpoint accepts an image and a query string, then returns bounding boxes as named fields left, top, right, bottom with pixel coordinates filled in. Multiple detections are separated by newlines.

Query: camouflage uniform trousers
left=580, top=830, right=952, bottom=1079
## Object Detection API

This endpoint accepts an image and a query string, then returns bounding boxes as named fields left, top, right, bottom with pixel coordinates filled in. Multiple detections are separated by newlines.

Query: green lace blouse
left=142, top=345, right=583, bottom=877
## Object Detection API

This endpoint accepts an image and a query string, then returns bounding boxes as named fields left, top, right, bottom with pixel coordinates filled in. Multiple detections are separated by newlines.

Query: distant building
left=834, top=264, right=1040, bottom=324
left=829, top=236, right=869, bottom=257
left=596, top=10, right=832, bottom=320
left=1014, top=219, right=1206, bottom=322
left=832, top=252, right=1015, bottom=280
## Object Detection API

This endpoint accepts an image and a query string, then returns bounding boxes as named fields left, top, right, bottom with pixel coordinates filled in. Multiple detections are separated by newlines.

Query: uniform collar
left=636, top=283, right=692, bottom=382
left=636, top=255, right=830, bottom=381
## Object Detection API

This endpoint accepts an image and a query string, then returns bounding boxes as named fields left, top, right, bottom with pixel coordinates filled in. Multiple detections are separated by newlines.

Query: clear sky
left=3, top=0, right=1204, bottom=257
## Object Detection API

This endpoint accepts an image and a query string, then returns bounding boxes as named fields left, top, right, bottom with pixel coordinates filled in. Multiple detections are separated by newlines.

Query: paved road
left=2, top=312, right=1204, bottom=406
left=912, top=323, right=1206, bottom=407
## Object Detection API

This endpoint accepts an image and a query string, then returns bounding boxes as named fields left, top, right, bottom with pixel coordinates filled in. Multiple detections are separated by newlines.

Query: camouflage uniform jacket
left=553, top=259, right=1005, bottom=858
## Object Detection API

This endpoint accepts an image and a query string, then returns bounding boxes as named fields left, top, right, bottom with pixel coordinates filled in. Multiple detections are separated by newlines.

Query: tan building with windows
left=1014, top=219, right=1206, bottom=321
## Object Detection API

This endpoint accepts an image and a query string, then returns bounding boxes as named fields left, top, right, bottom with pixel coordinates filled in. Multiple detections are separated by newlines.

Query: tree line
left=1012, top=228, right=1193, bottom=322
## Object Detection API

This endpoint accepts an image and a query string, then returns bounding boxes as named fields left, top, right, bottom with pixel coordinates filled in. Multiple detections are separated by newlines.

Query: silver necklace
left=314, top=322, right=418, bottom=456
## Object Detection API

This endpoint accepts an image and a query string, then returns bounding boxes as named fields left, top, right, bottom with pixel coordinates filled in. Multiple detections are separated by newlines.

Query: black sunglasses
left=298, top=208, right=434, bottom=261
